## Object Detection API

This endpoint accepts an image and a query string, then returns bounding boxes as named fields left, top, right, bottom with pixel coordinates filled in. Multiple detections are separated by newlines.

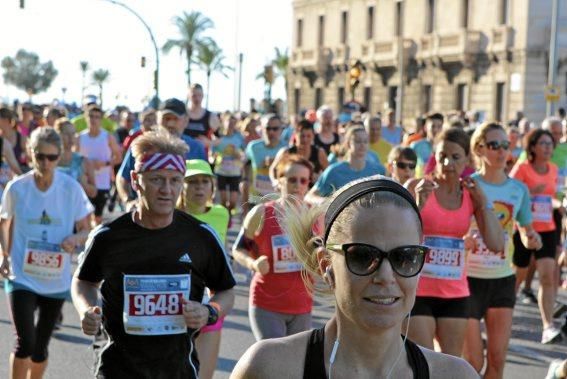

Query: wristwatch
left=204, top=304, right=219, bottom=325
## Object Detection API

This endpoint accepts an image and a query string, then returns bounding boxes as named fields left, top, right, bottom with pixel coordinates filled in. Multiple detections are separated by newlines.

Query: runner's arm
left=208, top=288, right=235, bottom=319
left=232, top=205, right=266, bottom=271
left=0, top=217, right=12, bottom=257
left=71, top=276, right=101, bottom=317
left=2, top=139, right=22, bottom=175
left=474, top=206, right=505, bottom=253
left=108, top=134, right=123, bottom=165
left=80, top=159, right=98, bottom=198
left=268, top=148, right=287, bottom=184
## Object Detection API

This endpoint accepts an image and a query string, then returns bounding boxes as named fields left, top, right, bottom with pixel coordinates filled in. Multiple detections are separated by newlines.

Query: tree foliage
left=1, top=49, right=58, bottom=97
left=195, top=40, right=232, bottom=107
left=92, top=69, right=110, bottom=108
left=162, top=11, right=214, bottom=85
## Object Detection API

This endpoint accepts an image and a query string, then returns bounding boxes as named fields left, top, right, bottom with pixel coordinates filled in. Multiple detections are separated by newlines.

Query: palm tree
left=195, top=41, right=232, bottom=108
left=79, top=61, right=89, bottom=100
left=162, top=11, right=214, bottom=85
left=91, top=69, right=110, bottom=108
left=272, top=47, right=289, bottom=99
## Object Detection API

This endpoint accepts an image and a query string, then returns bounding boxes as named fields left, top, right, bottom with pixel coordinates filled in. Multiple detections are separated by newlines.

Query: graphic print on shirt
left=271, top=235, right=301, bottom=273
left=422, top=236, right=465, bottom=280
left=531, top=194, right=552, bottom=223
left=123, top=274, right=190, bottom=336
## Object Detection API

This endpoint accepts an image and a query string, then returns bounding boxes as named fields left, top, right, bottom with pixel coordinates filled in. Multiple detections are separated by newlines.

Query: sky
left=0, top=0, right=292, bottom=112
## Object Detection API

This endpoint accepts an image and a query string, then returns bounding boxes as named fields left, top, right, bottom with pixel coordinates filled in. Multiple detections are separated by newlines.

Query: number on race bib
left=130, top=294, right=183, bottom=316
left=425, top=249, right=461, bottom=267
left=27, top=251, right=62, bottom=269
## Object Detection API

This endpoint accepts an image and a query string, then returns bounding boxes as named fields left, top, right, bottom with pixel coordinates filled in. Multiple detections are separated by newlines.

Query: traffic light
left=141, top=56, right=146, bottom=68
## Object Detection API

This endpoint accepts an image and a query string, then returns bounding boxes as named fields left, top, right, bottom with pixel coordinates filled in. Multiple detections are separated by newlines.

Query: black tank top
left=287, top=145, right=322, bottom=174
left=185, top=109, right=211, bottom=138
left=302, top=327, right=430, bottom=379
left=314, top=133, right=340, bottom=156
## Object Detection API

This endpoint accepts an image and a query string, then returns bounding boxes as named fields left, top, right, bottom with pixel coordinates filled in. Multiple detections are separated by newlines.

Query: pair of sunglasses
left=266, top=127, right=280, bottom=132
left=482, top=140, right=511, bottom=151
left=35, top=153, right=59, bottom=162
left=394, top=161, right=416, bottom=170
left=287, top=177, right=309, bottom=185
left=326, top=243, right=429, bottom=277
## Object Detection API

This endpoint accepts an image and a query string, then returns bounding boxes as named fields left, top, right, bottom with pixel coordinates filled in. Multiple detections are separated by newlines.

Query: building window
left=367, top=6, right=374, bottom=40
left=341, top=11, right=348, bottom=44
left=318, top=15, right=325, bottom=47
left=495, top=82, right=506, bottom=121
left=389, top=86, right=398, bottom=112
left=423, top=85, right=432, bottom=113
left=338, top=87, right=345, bottom=109
left=294, top=88, right=301, bottom=115
left=457, top=84, right=468, bottom=111
left=364, top=87, right=372, bottom=112
left=499, top=0, right=509, bottom=25
left=462, top=0, right=469, bottom=28
left=427, top=0, right=435, bottom=33
left=296, top=19, right=303, bottom=47
left=395, top=2, right=402, bottom=37
left=315, top=88, right=323, bottom=109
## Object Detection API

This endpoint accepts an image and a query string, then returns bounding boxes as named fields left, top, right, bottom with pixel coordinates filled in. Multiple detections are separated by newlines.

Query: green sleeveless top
left=190, top=204, right=230, bottom=244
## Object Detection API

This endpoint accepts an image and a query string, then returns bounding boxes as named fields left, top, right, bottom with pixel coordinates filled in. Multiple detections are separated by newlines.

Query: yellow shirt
left=369, top=139, right=392, bottom=165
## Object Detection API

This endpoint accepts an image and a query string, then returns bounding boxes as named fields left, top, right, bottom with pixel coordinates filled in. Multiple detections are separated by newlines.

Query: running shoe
left=554, top=303, right=567, bottom=319
left=542, top=326, right=563, bottom=344
left=521, top=288, right=538, bottom=304
left=546, top=359, right=565, bottom=379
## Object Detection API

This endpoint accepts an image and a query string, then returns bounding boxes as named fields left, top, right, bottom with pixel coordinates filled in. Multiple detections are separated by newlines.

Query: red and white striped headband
left=135, top=153, right=185, bottom=173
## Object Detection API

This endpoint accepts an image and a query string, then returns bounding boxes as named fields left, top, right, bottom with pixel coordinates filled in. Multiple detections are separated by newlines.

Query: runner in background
left=365, top=115, right=392, bottom=165
left=53, top=119, right=97, bottom=199
left=387, top=146, right=417, bottom=185
left=405, top=127, right=504, bottom=356
left=233, top=155, right=313, bottom=341
left=71, top=95, right=116, bottom=134
left=72, top=130, right=235, bottom=378
left=212, top=114, right=245, bottom=215
left=314, top=105, right=339, bottom=155
left=123, top=109, right=157, bottom=151
left=306, top=126, right=385, bottom=204
left=0, top=108, right=25, bottom=189
left=243, top=114, right=286, bottom=214
left=0, top=107, right=28, bottom=171
left=185, top=83, right=221, bottom=153
left=464, top=123, right=542, bottom=378
left=510, top=129, right=562, bottom=344
left=410, top=112, right=443, bottom=178
left=178, top=159, right=230, bottom=379
left=1, top=127, right=92, bottom=379
left=382, top=108, right=404, bottom=146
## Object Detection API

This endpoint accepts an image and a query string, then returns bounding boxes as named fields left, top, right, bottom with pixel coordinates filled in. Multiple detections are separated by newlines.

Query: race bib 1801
left=22, top=239, right=65, bottom=280
left=422, top=236, right=465, bottom=280
left=123, top=274, right=190, bottom=336
left=531, top=195, right=552, bottom=223
left=271, top=235, right=302, bottom=273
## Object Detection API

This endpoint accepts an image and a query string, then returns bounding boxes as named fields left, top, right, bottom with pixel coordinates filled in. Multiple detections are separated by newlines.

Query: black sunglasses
left=482, top=140, right=510, bottom=151
left=35, top=152, right=59, bottom=162
left=326, top=243, right=428, bottom=277
left=394, top=161, right=416, bottom=170
left=266, top=127, right=280, bottom=132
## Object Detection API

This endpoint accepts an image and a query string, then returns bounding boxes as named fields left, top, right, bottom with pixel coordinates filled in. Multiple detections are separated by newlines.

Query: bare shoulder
left=231, top=331, right=311, bottom=379
left=420, top=347, right=479, bottom=379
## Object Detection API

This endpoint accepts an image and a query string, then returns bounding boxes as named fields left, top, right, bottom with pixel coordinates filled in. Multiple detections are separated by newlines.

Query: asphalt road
left=0, top=208, right=566, bottom=378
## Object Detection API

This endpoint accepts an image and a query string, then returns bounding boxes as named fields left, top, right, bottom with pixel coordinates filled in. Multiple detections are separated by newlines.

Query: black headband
left=323, top=177, right=422, bottom=244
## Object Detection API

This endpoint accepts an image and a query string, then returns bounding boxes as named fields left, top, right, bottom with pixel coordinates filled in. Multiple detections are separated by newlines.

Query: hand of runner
left=81, top=306, right=102, bottom=336
left=463, top=234, right=477, bottom=252
left=61, top=234, right=80, bottom=253
left=462, top=177, right=488, bottom=212
left=0, top=255, right=10, bottom=278
left=252, top=256, right=270, bottom=275
left=414, top=178, right=436, bottom=208
left=181, top=298, right=209, bottom=329
left=523, top=230, right=543, bottom=251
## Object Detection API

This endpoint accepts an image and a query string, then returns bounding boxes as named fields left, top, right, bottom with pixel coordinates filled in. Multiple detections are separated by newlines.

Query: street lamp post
left=546, top=0, right=560, bottom=116
left=101, top=0, right=160, bottom=108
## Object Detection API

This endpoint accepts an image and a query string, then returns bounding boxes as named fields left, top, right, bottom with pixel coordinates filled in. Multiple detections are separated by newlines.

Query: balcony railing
left=373, top=38, right=416, bottom=67
left=416, top=30, right=481, bottom=64
left=488, top=25, right=514, bottom=55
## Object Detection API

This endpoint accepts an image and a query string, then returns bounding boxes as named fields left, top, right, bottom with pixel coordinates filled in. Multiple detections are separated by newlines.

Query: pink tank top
left=417, top=188, right=474, bottom=298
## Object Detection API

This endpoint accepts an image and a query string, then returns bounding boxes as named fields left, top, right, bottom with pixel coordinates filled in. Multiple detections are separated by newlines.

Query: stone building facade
left=289, top=0, right=567, bottom=125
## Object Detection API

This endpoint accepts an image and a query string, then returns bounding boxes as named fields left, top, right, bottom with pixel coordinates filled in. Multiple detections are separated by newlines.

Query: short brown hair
left=274, top=154, right=313, bottom=179
left=131, top=129, right=189, bottom=161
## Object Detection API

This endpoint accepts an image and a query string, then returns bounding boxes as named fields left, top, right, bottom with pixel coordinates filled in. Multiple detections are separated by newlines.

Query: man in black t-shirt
left=71, top=129, right=235, bottom=378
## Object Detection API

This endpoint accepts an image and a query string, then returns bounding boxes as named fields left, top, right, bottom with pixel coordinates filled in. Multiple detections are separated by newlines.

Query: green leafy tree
left=80, top=61, right=89, bottom=100
left=162, top=11, right=214, bottom=85
left=1, top=49, right=58, bottom=100
left=92, top=69, right=110, bottom=108
left=272, top=47, right=289, bottom=99
left=195, top=41, right=232, bottom=107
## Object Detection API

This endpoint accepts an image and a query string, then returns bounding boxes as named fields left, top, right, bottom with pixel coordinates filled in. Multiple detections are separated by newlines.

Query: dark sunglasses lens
left=345, top=245, right=379, bottom=275
left=389, top=246, right=426, bottom=277
left=501, top=141, right=510, bottom=150
left=36, top=153, right=58, bottom=161
left=396, top=162, right=416, bottom=170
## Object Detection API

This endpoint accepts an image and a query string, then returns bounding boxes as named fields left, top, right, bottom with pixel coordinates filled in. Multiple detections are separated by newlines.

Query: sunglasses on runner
left=266, top=127, right=281, bottom=132
left=286, top=176, right=309, bottom=185
left=34, top=152, right=59, bottom=162
left=394, top=161, right=417, bottom=170
left=482, top=140, right=511, bottom=151
left=326, top=243, right=428, bottom=277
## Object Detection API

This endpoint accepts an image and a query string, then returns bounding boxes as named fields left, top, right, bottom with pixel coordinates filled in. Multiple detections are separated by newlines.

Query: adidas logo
left=178, top=253, right=192, bottom=263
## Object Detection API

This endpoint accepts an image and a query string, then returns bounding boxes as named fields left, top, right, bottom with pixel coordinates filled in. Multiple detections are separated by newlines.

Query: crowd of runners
left=0, top=82, right=566, bottom=378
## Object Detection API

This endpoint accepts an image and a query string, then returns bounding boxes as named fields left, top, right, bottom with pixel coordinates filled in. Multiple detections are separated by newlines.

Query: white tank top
left=79, top=129, right=112, bottom=190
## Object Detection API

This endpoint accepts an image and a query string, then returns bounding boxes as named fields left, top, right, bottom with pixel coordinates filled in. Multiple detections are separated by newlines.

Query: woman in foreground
left=231, top=176, right=477, bottom=378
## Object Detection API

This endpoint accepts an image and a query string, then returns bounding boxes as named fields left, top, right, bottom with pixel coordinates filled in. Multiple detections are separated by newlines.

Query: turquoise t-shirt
left=381, top=125, right=403, bottom=146
left=314, top=161, right=385, bottom=197
left=467, top=173, right=532, bottom=279
left=213, top=132, right=246, bottom=177
left=245, top=139, right=287, bottom=203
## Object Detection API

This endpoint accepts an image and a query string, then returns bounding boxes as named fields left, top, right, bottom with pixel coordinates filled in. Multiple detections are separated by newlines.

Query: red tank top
left=250, top=201, right=313, bottom=314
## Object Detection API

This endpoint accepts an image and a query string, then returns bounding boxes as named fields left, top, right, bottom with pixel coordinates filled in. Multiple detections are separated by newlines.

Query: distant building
left=289, top=0, right=567, bottom=125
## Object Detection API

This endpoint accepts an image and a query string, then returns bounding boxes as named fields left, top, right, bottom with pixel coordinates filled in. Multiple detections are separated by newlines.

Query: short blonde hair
left=131, top=129, right=188, bottom=162
left=53, top=117, right=75, bottom=135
